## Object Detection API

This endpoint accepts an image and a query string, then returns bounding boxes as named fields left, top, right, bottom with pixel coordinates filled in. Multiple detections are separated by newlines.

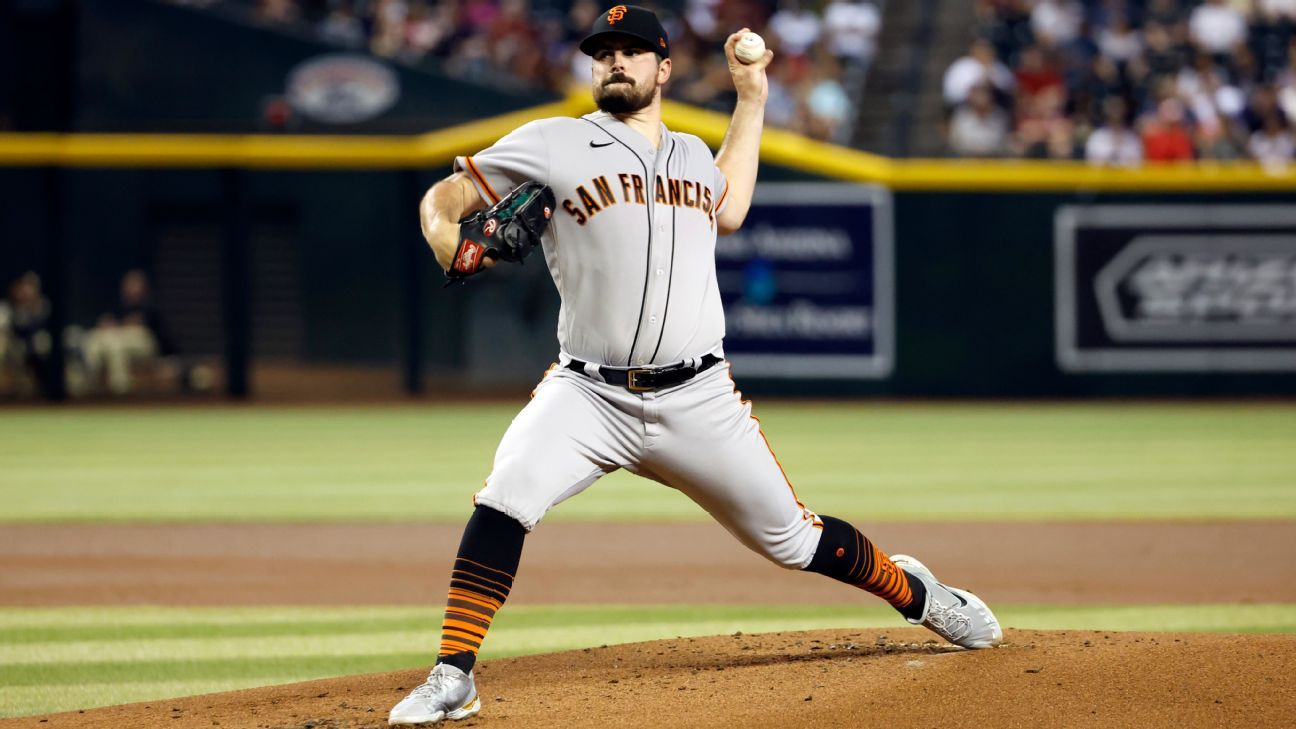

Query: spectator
left=1188, top=0, right=1247, bottom=57
left=764, top=60, right=801, bottom=129
left=944, top=38, right=1015, bottom=107
left=174, top=0, right=875, bottom=141
left=1, top=272, right=54, bottom=397
left=1014, top=44, right=1064, bottom=102
left=1196, top=117, right=1244, bottom=159
left=822, top=0, right=881, bottom=68
left=368, top=0, right=410, bottom=57
left=257, top=0, right=299, bottom=25
left=83, top=270, right=174, bottom=395
left=1086, top=97, right=1143, bottom=166
left=1014, top=84, right=1070, bottom=156
left=403, top=0, right=455, bottom=59
left=1141, top=97, right=1196, bottom=162
left=1143, top=0, right=1186, bottom=28
left=1278, top=41, right=1296, bottom=121
left=1242, top=85, right=1289, bottom=133
left=1248, top=112, right=1295, bottom=168
left=1030, top=0, right=1083, bottom=48
left=804, top=56, right=852, bottom=141
left=768, top=0, right=822, bottom=59
left=317, top=2, right=365, bottom=48
left=948, top=83, right=1011, bottom=156
left=1259, top=0, right=1296, bottom=21
left=1097, top=15, right=1143, bottom=65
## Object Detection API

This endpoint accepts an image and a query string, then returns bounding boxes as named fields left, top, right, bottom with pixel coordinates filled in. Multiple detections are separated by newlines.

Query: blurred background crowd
left=162, top=0, right=1296, bottom=161
left=0, top=270, right=211, bottom=399
left=171, top=0, right=884, bottom=142
left=945, top=0, right=1296, bottom=163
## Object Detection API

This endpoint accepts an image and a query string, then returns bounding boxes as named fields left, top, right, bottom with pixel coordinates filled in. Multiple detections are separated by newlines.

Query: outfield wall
left=4, top=159, right=1293, bottom=397
left=3, top=65, right=1294, bottom=398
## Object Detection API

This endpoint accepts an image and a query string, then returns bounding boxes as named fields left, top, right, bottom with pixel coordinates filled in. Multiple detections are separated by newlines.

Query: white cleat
left=891, top=554, right=1003, bottom=649
left=389, top=663, right=481, bottom=726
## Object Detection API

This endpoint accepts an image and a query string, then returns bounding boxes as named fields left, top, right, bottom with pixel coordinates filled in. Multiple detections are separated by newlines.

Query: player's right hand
left=724, top=28, right=772, bottom=104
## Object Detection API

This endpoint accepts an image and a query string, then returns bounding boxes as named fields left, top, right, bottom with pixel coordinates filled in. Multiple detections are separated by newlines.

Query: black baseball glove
left=446, top=181, right=555, bottom=283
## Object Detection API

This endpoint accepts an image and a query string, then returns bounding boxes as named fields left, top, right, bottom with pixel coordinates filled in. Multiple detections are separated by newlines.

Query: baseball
left=734, top=32, right=765, bottom=64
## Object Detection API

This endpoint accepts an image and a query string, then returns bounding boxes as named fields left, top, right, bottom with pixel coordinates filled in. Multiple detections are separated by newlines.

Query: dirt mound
left=9, top=628, right=1294, bottom=729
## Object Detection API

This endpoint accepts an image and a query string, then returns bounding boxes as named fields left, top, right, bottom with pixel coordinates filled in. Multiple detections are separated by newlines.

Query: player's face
left=590, top=39, right=669, bottom=114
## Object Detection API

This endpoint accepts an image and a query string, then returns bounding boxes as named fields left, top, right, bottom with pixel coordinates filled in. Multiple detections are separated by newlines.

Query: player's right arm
left=419, top=172, right=488, bottom=271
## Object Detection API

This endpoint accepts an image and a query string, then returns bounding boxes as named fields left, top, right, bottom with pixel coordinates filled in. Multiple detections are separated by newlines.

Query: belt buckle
left=626, top=368, right=653, bottom=392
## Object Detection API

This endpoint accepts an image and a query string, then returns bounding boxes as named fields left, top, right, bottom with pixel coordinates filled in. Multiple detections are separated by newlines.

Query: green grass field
left=2, top=403, right=1294, bottom=522
left=3, top=604, right=1295, bottom=717
left=1, top=403, right=1293, bottom=718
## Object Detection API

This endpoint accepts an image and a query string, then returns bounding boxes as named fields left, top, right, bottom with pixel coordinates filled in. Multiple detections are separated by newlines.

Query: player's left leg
left=642, top=363, right=1000, bottom=648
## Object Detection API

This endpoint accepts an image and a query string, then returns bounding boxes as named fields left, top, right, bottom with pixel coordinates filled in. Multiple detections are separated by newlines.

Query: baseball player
left=390, top=6, right=1001, bottom=725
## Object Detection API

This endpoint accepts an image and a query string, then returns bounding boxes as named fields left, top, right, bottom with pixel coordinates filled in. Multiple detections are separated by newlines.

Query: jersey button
left=656, top=269, right=664, bottom=276
left=649, top=315, right=657, bottom=323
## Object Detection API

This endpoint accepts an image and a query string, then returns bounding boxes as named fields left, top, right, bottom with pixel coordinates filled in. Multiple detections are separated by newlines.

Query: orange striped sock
left=804, top=515, right=920, bottom=615
left=438, top=557, right=512, bottom=661
left=435, top=505, right=526, bottom=674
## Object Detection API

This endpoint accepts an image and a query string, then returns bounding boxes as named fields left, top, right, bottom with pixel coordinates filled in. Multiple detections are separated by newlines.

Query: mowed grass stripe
left=0, top=604, right=860, bottom=639
left=0, top=653, right=427, bottom=687
left=1, top=679, right=306, bottom=719
left=0, top=617, right=435, bottom=645
left=3, top=604, right=1296, bottom=718
left=0, top=615, right=877, bottom=665
left=1, top=405, right=1293, bottom=522
left=4, top=604, right=1296, bottom=667
left=0, top=606, right=438, bottom=629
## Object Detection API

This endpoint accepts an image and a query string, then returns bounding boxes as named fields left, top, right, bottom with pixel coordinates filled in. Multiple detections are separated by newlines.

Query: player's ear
left=657, top=56, right=671, bottom=84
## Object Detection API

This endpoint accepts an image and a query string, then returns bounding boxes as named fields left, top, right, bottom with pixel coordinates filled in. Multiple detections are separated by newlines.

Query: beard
left=594, top=73, right=656, bottom=114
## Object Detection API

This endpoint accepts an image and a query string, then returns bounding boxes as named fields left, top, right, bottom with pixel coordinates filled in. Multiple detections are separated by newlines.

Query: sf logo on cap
left=607, top=5, right=627, bottom=23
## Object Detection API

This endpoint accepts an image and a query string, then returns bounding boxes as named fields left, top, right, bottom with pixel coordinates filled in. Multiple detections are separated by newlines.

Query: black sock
left=435, top=505, right=526, bottom=674
left=804, top=515, right=927, bottom=621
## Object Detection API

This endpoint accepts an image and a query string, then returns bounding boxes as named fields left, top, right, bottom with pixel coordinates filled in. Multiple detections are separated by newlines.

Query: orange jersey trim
left=532, top=362, right=558, bottom=399
left=464, top=156, right=501, bottom=204
left=724, top=366, right=816, bottom=521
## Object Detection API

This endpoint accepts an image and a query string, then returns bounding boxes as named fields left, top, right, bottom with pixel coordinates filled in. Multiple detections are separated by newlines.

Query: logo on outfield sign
left=715, top=183, right=894, bottom=379
left=1055, top=206, right=1296, bottom=372
left=286, top=54, right=400, bottom=124
left=1095, top=236, right=1296, bottom=341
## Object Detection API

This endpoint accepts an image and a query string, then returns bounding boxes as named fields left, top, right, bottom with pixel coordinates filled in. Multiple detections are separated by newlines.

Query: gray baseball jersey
left=455, top=111, right=824, bottom=570
left=455, top=111, right=730, bottom=367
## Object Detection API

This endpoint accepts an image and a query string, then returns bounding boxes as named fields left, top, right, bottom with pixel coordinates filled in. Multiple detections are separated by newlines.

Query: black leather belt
left=566, top=354, right=723, bottom=393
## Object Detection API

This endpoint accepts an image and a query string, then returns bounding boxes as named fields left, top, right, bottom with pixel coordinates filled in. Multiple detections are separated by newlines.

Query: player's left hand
left=445, top=181, right=555, bottom=284
left=724, top=28, right=772, bottom=104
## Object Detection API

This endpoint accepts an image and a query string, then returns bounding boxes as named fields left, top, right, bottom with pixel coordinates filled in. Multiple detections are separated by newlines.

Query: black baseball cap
left=579, top=5, right=670, bottom=59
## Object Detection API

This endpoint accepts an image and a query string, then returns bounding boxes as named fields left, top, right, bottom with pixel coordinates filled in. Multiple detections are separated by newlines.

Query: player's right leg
left=390, top=367, right=637, bottom=726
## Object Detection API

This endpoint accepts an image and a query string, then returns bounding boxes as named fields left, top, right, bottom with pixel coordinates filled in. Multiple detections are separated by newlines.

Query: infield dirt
left=7, top=628, right=1295, bottom=729
left=4, top=521, right=1295, bottom=728
left=4, top=521, right=1296, bottom=605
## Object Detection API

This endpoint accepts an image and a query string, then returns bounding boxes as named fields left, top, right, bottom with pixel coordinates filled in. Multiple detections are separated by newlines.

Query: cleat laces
left=410, top=666, right=457, bottom=700
left=925, top=602, right=973, bottom=642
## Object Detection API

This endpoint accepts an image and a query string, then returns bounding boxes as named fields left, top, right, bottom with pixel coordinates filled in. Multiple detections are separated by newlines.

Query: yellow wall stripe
left=1, top=89, right=1293, bottom=191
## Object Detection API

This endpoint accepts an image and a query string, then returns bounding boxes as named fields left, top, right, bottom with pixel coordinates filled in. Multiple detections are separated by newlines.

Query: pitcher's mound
left=14, top=628, right=1296, bottom=729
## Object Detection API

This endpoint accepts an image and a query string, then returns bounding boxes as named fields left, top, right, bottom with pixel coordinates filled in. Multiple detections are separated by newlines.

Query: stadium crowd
left=172, top=0, right=882, bottom=142
left=945, top=0, right=1296, bottom=164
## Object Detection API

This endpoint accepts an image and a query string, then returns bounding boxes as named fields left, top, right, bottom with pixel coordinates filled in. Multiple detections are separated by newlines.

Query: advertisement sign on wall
left=1055, top=205, right=1296, bottom=372
left=717, top=183, right=893, bottom=379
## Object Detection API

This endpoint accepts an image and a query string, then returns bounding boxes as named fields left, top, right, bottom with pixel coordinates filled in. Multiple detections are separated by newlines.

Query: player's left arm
left=714, top=28, right=772, bottom=236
